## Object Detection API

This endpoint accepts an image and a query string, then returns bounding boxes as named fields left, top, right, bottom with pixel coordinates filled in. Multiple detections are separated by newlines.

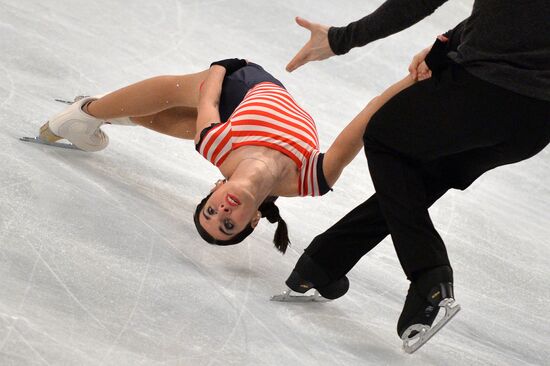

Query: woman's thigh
left=172, top=70, right=210, bottom=108
left=131, top=107, right=197, bottom=139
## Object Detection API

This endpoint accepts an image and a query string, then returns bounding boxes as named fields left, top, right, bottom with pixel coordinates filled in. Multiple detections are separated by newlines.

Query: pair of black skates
left=271, top=255, right=461, bottom=354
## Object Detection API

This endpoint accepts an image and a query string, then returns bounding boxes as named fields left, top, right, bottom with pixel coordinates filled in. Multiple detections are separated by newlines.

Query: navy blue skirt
left=218, top=63, right=285, bottom=122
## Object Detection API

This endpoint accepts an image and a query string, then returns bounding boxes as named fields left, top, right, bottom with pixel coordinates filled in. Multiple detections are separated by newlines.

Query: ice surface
left=1, top=0, right=549, bottom=365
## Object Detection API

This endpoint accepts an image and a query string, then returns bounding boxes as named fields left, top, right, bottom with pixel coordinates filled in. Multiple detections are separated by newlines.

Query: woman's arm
left=323, top=74, right=416, bottom=187
left=194, top=65, right=226, bottom=144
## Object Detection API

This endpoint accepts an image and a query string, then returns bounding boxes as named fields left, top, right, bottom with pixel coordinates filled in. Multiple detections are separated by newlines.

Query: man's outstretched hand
left=286, top=17, right=336, bottom=72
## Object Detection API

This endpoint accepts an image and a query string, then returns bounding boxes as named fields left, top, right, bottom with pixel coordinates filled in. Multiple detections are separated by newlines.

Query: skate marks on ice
left=0, top=148, right=367, bottom=365
left=2, top=0, right=550, bottom=365
left=0, top=62, right=15, bottom=110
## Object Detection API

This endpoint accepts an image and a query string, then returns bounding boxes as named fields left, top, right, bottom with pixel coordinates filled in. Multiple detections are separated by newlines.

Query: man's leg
left=362, top=62, right=550, bottom=337
left=287, top=194, right=388, bottom=299
left=288, top=62, right=549, bottom=295
left=363, top=63, right=550, bottom=279
left=288, top=174, right=449, bottom=299
left=395, top=133, right=550, bottom=338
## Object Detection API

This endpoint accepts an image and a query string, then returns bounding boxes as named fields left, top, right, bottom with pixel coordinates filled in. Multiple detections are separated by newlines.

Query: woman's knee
left=153, top=74, right=203, bottom=108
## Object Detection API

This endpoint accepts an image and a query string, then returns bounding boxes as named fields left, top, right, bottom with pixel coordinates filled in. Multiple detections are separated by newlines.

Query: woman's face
left=198, top=180, right=261, bottom=241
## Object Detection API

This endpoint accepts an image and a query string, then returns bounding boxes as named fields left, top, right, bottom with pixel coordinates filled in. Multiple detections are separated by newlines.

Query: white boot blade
left=20, top=136, right=81, bottom=150
left=402, top=299, right=461, bottom=354
left=270, top=288, right=329, bottom=302
left=54, top=95, right=90, bottom=105
left=54, top=98, right=74, bottom=105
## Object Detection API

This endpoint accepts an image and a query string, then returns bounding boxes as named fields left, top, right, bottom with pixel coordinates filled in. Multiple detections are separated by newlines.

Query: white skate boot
left=39, top=96, right=109, bottom=152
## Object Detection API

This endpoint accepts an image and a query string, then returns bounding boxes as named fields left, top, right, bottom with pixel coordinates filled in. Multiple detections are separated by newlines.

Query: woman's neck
left=228, top=156, right=283, bottom=206
left=219, top=145, right=299, bottom=197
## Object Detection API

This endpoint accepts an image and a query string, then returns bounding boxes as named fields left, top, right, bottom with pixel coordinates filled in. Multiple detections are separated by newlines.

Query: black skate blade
left=270, top=288, right=329, bottom=303
left=20, top=136, right=81, bottom=150
left=402, top=299, right=461, bottom=353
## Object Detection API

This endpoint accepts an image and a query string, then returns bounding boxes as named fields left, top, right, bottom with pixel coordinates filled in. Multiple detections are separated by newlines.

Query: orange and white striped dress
left=196, top=82, right=330, bottom=197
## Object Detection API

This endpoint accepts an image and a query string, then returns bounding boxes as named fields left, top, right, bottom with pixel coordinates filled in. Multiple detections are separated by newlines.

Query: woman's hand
left=210, top=58, right=248, bottom=75
left=286, top=17, right=335, bottom=72
left=408, top=46, right=433, bottom=81
left=409, top=36, right=449, bottom=81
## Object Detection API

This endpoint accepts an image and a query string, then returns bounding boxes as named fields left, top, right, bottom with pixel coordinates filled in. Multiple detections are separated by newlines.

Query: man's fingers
left=286, top=55, right=308, bottom=72
left=286, top=17, right=313, bottom=72
left=295, top=16, right=313, bottom=30
left=286, top=47, right=309, bottom=72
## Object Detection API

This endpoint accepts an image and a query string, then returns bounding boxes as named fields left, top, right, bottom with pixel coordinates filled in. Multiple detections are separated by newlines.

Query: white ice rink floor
left=1, top=1, right=549, bottom=365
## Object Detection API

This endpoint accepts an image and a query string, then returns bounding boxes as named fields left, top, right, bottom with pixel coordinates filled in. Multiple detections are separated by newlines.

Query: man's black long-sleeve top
left=328, top=0, right=550, bottom=102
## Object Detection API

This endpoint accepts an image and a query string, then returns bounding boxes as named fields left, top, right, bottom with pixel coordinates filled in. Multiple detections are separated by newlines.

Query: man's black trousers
left=304, top=62, right=550, bottom=282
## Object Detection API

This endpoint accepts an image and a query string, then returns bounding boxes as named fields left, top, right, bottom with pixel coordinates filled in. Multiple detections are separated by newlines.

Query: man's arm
left=286, top=0, right=449, bottom=72
left=329, top=0, right=449, bottom=55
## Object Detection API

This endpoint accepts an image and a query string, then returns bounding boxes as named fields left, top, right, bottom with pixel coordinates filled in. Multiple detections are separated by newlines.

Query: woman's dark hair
left=193, top=193, right=290, bottom=253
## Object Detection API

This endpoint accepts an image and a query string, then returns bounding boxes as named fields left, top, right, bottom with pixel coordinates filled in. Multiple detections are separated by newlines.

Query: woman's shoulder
left=194, top=121, right=229, bottom=152
left=302, top=152, right=332, bottom=197
left=273, top=151, right=332, bottom=198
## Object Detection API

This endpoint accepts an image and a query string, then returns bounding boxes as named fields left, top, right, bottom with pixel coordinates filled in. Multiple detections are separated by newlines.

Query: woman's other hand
left=408, top=46, right=433, bottom=81
left=409, top=35, right=449, bottom=81
left=210, top=58, right=248, bottom=75
left=286, top=17, right=335, bottom=72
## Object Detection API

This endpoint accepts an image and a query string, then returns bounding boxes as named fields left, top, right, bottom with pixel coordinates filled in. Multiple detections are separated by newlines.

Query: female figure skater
left=38, top=58, right=415, bottom=253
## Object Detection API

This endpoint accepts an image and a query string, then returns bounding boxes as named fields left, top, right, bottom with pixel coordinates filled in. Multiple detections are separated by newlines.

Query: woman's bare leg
left=38, top=70, right=207, bottom=150
left=87, top=70, right=209, bottom=119
left=130, top=106, right=197, bottom=140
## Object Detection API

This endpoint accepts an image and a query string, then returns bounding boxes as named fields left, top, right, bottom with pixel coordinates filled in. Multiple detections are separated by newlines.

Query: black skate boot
left=271, top=253, right=349, bottom=302
left=398, top=266, right=461, bottom=353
